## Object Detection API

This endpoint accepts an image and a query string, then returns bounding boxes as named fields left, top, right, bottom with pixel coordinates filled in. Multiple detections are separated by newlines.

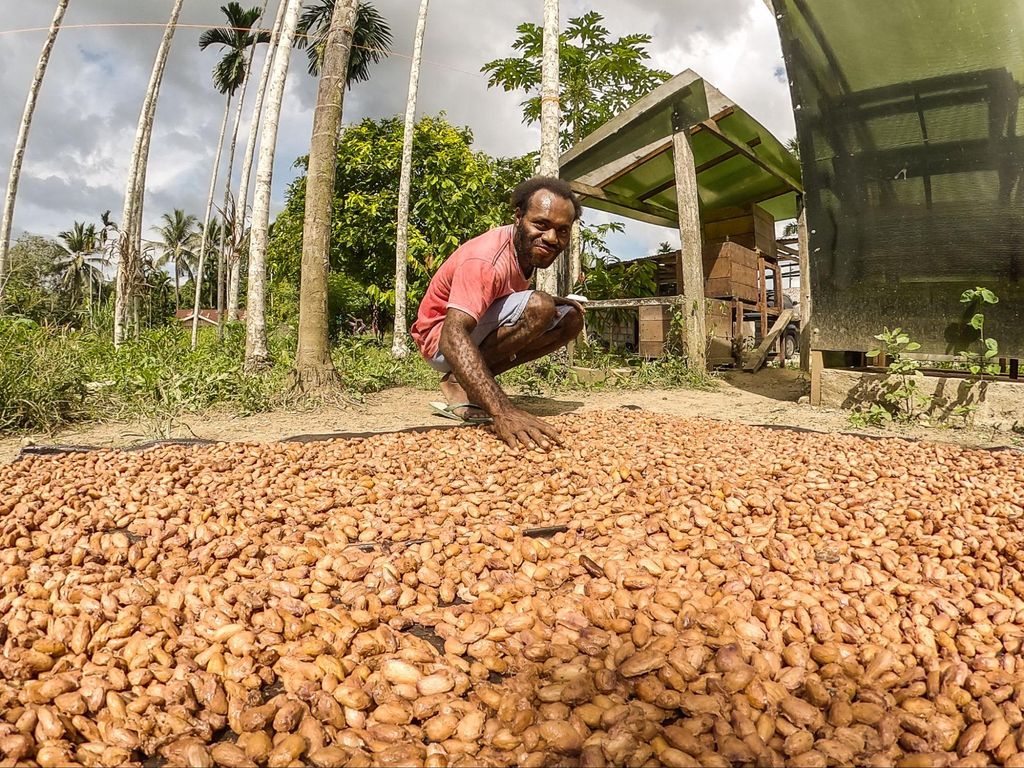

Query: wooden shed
left=559, top=70, right=804, bottom=369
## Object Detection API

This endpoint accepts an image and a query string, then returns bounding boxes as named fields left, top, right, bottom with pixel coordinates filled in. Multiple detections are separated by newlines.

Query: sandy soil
left=2, top=368, right=1020, bottom=464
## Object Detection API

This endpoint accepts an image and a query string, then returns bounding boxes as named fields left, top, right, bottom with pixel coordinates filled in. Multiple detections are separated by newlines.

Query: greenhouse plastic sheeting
left=772, top=0, right=1024, bottom=355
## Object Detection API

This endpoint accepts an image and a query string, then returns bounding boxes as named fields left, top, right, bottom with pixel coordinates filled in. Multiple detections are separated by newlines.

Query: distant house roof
left=173, top=309, right=244, bottom=324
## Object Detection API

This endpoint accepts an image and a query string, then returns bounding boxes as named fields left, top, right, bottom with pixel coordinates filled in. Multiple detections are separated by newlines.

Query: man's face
left=513, top=190, right=575, bottom=271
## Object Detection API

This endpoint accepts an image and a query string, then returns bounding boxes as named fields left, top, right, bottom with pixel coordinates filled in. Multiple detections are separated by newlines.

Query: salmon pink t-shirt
left=411, top=225, right=530, bottom=359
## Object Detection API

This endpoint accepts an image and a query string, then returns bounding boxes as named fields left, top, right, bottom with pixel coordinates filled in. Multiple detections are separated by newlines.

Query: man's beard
left=513, top=222, right=534, bottom=277
left=514, top=222, right=559, bottom=276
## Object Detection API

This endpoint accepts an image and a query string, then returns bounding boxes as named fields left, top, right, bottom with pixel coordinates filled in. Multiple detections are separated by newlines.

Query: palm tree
left=153, top=210, right=198, bottom=311
left=290, top=0, right=359, bottom=394
left=391, top=0, right=429, bottom=359
left=191, top=2, right=270, bottom=349
left=246, top=0, right=304, bottom=370
left=115, top=0, right=185, bottom=346
left=209, top=2, right=272, bottom=340
left=0, top=0, right=70, bottom=307
left=230, top=0, right=289, bottom=322
left=296, top=0, right=392, bottom=82
left=57, top=221, right=104, bottom=317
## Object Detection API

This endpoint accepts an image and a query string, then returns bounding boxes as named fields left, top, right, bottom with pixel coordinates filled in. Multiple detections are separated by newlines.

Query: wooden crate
left=638, top=305, right=671, bottom=358
left=703, top=204, right=776, bottom=258
left=702, top=242, right=759, bottom=303
left=638, top=300, right=735, bottom=363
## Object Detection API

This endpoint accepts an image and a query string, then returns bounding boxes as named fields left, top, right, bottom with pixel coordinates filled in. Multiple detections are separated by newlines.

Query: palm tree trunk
left=391, top=0, right=430, bottom=360
left=246, top=0, right=303, bottom=370
left=289, top=0, right=359, bottom=393
left=173, top=258, right=180, bottom=312
left=115, top=0, right=185, bottom=346
left=0, top=0, right=69, bottom=306
left=536, top=0, right=561, bottom=297
left=231, top=0, right=287, bottom=323
left=221, top=1, right=271, bottom=327
left=190, top=92, right=233, bottom=350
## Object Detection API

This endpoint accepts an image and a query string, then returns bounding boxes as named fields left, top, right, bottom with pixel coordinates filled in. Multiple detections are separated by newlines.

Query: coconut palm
left=290, top=0, right=359, bottom=393
left=152, top=210, right=198, bottom=311
left=230, top=0, right=289, bottom=322
left=0, top=0, right=70, bottom=307
left=191, top=2, right=271, bottom=349
left=391, top=0, right=429, bottom=359
left=57, top=221, right=105, bottom=316
left=246, top=0, right=303, bottom=370
left=216, top=2, right=270, bottom=338
left=296, top=0, right=392, bottom=82
left=115, top=0, right=185, bottom=346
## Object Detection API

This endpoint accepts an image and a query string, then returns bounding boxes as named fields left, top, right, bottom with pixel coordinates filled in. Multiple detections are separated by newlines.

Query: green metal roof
left=559, top=69, right=803, bottom=226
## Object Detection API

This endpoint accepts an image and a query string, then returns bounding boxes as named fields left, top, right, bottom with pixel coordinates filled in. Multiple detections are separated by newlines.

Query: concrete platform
left=819, top=368, right=1024, bottom=431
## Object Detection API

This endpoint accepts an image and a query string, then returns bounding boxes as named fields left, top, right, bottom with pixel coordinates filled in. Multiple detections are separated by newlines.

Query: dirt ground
left=2, top=368, right=1020, bottom=465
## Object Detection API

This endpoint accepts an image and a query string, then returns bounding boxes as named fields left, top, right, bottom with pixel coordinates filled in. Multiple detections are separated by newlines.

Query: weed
left=867, top=327, right=930, bottom=422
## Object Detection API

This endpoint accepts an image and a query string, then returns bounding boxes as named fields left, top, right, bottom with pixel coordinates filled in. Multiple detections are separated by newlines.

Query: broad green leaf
left=904, top=342, right=921, bottom=351
left=866, top=349, right=881, bottom=358
left=969, top=313, right=985, bottom=330
left=980, top=288, right=998, bottom=304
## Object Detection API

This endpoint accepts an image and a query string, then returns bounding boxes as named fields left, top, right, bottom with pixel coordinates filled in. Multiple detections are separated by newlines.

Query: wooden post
left=810, top=350, right=824, bottom=405
left=798, top=203, right=812, bottom=371
left=671, top=106, right=707, bottom=372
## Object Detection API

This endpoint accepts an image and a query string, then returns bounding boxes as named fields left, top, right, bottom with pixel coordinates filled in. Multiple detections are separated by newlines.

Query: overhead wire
left=0, top=20, right=488, bottom=79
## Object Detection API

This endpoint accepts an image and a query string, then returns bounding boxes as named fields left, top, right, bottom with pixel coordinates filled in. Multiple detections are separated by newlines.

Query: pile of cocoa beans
left=0, top=410, right=1022, bottom=768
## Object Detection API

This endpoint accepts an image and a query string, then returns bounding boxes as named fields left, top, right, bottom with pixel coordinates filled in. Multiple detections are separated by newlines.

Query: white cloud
left=0, top=0, right=794, bottom=259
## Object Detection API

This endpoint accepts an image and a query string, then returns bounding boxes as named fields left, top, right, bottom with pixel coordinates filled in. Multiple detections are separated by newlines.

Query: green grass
left=0, top=319, right=715, bottom=437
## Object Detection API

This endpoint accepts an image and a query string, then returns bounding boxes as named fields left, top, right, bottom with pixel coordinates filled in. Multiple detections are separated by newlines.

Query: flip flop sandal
left=429, top=401, right=494, bottom=425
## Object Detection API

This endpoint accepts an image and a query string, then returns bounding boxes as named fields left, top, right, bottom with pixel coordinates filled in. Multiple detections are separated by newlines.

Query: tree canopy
left=267, top=114, right=532, bottom=330
left=482, top=11, right=671, bottom=149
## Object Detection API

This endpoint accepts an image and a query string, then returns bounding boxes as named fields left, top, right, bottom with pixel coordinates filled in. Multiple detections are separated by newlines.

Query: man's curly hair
left=510, top=176, right=582, bottom=220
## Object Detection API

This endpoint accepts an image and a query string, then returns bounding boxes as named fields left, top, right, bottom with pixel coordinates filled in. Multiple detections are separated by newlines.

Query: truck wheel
left=783, top=333, right=796, bottom=360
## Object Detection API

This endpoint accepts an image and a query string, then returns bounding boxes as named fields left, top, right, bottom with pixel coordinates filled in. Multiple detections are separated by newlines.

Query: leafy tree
left=268, top=114, right=533, bottom=332
left=2, top=234, right=67, bottom=322
left=482, top=12, right=671, bottom=148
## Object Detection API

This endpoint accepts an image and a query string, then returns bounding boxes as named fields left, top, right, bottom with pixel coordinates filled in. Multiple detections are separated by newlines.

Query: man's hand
left=491, top=408, right=562, bottom=451
left=554, top=295, right=586, bottom=316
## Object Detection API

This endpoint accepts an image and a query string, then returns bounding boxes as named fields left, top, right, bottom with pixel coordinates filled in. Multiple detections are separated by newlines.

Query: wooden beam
left=743, top=308, right=795, bottom=372
left=698, top=120, right=803, bottom=193
left=672, top=116, right=707, bottom=372
left=638, top=137, right=763, bottom=203
left=581, top=296, right=689, bottom=309
left=597, top=139, right=673, bottom=188
left=798, top=207, right=811, bottom=372
left=810, top=350, right=824, bottom=405
left=569, top=180, right=679, bottom=221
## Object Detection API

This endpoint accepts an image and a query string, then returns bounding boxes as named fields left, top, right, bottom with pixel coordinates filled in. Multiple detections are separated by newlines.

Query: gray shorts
left=426, top=290, right=574, bottom=373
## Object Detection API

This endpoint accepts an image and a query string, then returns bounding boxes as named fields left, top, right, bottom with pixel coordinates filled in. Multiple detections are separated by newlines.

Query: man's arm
left=440, top=309, right=561, bottom=450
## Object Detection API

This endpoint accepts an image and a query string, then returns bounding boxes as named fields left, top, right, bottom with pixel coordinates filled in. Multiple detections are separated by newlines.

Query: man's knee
left=560, top=307, right=584, bottom=341
left=522, top=291, right=557, bottom=330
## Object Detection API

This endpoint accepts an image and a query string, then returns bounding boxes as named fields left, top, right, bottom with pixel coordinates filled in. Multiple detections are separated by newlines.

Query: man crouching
left=410, top=177, right=585, bottom=450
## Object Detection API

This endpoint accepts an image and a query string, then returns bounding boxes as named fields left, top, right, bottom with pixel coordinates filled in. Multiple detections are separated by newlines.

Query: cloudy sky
left=0, top=0, right=795, bottom=260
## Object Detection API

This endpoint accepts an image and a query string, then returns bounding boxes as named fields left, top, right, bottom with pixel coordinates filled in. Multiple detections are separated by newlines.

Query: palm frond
left=298, top=0, right=392, bottom=83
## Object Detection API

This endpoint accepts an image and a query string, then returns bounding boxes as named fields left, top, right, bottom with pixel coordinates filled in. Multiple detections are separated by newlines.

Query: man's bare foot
left=440, top=373, right=469, bottom=404
left=439, top=374, right=487, bottom=419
